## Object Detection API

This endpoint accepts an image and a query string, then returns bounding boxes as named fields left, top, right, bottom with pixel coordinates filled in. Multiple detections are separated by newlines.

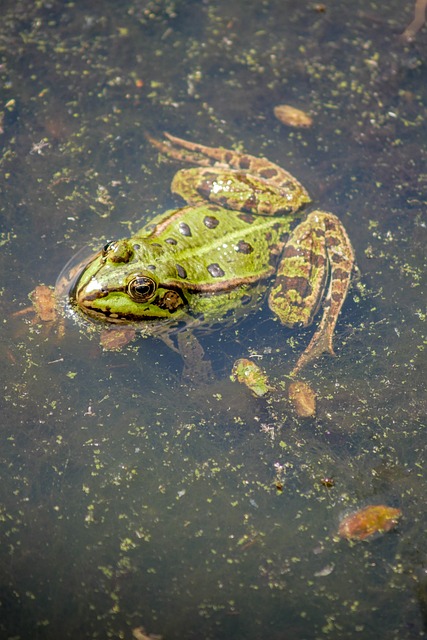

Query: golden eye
left=127, top=276, right=157, bottom=302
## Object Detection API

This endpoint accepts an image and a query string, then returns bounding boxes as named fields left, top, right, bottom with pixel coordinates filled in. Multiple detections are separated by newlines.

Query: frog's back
left=136, top=204, right=296, bottom=290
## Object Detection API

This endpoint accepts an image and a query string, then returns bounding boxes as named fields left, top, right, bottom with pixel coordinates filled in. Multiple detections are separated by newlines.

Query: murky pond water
left=1, top=1, right=426, bottom=638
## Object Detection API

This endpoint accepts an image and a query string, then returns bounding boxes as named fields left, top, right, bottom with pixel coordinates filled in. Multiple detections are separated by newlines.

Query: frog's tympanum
left=69, top=133, right=355, bottom=379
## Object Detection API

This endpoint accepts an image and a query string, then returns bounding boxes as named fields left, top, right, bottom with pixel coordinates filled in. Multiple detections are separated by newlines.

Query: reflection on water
left=0, top=0, right=426, bottom=638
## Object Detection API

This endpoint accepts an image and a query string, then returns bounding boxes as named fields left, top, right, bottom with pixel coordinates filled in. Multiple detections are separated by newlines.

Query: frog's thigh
left=171, top=168, right=209, bottom=205
left=172, top=167, right=309, bottom=215
left=268, top=215, right=328, bottom=327
left=269, top=211, right=354, bottom=373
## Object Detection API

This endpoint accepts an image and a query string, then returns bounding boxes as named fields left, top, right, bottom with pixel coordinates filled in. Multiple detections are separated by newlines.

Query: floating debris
left=231, top=358, right=273, bottom=397
left=274, top=104, right=313, bottom=128
left=14, top=285, right=64, bottom=336
left=320, top=477, right=335, bottom=488
left=288, top=380, right=316, bottom=417
left=28, top=285, right=57, bottom=322
left=401, top=0, right=427, bottom=41
left=132, top=627, right=163, bottom=640
left=314, top=563, right=335, bottom=577
left=338, top=505, right=402, bottom=541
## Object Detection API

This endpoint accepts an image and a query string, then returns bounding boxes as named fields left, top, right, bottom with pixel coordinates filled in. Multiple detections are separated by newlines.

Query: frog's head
left=72, top=239, right=187, bottom=323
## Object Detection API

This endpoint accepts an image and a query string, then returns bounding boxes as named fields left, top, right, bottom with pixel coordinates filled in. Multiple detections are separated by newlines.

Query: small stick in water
left=401, top=0, right=427, bottom=41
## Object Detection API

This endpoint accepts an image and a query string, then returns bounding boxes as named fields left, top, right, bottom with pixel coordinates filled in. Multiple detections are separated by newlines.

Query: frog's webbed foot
left=147, top=132, right=220, bottom=168
left=268, top=210, right=355, bottom=375
left=147, top=132, right=310, bottom=214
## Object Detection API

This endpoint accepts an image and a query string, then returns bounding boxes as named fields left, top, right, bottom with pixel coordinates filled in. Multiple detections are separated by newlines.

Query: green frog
left=69, top=133, right=355, bottom=378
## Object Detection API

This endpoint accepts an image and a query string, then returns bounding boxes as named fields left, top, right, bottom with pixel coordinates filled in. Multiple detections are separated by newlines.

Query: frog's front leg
left=176, top=330, right=214, bottom=385
left=268, top=211, right=355, bottom=375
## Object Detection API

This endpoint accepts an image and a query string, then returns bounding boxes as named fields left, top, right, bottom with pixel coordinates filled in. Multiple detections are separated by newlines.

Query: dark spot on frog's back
left=235, top=240, right=254, bottom=254
left=176, top=264, right=187, bottom=279
left=165, top=237, right=177, bottom=245
left=179, top=222, right=192, bottom=236
left=203, top=215, right=219, bottom=229
left=207, top=263, right=225, bottom=278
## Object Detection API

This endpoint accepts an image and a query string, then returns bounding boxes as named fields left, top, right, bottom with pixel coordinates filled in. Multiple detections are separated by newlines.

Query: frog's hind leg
left=147, top=132, right=310, bottom=214
left=268, top=210, right=355, bottom=375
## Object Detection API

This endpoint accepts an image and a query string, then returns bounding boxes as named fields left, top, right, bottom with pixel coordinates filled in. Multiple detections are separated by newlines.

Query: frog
left=68, top=132, right=355, bottom=381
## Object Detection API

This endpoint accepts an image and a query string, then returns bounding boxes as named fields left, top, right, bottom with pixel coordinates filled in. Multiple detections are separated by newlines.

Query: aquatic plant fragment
left=338, top=505, right=402, bottom=541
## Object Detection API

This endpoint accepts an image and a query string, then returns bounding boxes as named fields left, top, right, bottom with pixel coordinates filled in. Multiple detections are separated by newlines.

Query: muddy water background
left=1, top=1, right=426, bottom=638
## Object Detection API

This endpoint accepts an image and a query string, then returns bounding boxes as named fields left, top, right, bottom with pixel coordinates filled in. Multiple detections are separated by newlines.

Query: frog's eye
left=102, top=240, right=133, bottom=264
left=127, top=275, right=157, bottom=302
left=102, top=241, right=116, bottom=256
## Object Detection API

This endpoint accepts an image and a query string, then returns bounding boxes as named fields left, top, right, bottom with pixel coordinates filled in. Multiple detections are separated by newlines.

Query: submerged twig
left=401, top=0, right=427, bottom=41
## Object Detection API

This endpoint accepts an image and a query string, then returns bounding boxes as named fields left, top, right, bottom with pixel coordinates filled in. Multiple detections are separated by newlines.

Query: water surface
left=0, top=1, right=426, bottom=638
